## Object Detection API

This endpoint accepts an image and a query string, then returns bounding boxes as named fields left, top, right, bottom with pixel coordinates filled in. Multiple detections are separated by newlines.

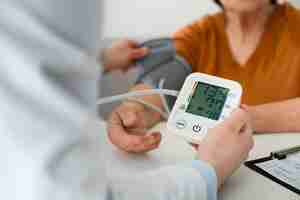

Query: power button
left=192, top=124, right=202, bottom=133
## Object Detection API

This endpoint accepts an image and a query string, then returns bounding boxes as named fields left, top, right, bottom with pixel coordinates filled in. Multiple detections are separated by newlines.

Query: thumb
left=119, top=110, right=140, bottom=128
left=127, top=39, right=140, bottom=48
left=129, top=47, right=149, bottom=60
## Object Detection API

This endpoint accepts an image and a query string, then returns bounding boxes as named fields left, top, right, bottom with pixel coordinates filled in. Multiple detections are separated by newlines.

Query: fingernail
left=147, top=134, right=155, bottom=140
left=152, top=133, right=160, bottom=138
left=146, top=134, right=156, bottom=142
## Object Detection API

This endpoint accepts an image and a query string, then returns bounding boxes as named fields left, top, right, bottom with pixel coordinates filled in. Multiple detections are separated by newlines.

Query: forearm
left=110, top=162, right=212, bottom=200
left=248, top=98, right=300, bottom=133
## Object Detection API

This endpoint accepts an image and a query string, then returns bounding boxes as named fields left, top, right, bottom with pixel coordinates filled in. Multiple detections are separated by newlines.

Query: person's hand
left=107, top=101, right=162, bottom=153
left=196, top=108, right=254, bottom=187
left=102, top=39, right=149, bottom=72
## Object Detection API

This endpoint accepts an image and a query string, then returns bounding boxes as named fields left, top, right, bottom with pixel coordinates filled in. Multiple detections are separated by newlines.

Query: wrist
left=129, top=84, right=165, bottom=126
left=122, top=100, right=162, bottom=128
left=243, top=105, right=261, bottom=133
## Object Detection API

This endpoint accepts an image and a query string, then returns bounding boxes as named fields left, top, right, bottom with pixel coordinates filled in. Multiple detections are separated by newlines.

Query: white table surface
left=104, top=122, right=300, bottom=200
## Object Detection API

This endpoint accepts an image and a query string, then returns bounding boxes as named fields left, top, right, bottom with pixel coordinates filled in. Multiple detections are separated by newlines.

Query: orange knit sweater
left=174, top=3, right=300, bottom=105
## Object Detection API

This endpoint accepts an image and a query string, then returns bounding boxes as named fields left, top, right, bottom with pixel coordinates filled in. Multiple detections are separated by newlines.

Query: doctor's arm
left=109, top=109, right=253, bottom=200
left=42, top=37, right=147, bottom=77
left=110, top=162, right=212, bottom=200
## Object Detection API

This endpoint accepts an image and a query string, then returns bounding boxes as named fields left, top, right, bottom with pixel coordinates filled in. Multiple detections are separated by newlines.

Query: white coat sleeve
left=109, top=161, right=218, bottom=200
left=1, top=1, right=102, bottom=79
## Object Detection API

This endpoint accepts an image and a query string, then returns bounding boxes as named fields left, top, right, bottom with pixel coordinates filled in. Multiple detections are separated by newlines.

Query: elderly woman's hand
left=102, top=39, right=149, bottom=72
left=196, top=108, right=254, bottom=187
left=107, top=100, right=162, bottom=153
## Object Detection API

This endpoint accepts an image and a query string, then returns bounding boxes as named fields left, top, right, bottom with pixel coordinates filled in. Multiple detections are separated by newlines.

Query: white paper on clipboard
left=256, top=152, right=300, bottom=189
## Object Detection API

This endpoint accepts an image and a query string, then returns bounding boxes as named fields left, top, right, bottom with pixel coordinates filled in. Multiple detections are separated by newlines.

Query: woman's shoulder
left=173, top=12, right=223, bottom=37
left=277, top=3, right=300, bottom=50
left=285, top=3, right=300, bottom=24
left=189, top=12, right=222, bottom=28
left=283, top=3, right=300, bottom=41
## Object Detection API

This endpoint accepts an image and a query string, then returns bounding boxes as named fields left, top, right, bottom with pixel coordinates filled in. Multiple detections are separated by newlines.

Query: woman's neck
left=225, top=5, right=276, bottom=35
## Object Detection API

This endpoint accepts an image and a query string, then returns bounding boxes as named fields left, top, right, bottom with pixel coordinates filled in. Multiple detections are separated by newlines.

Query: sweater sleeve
left=172, top=16, right=211, bottom=72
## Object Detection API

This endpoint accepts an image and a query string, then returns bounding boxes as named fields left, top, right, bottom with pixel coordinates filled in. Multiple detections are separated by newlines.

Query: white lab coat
left=0, top=1, right=209, bottom=200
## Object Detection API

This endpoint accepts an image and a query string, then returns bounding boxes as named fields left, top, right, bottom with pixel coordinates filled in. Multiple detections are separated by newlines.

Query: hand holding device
left=196, top=109, right=254, bottom=187
left=167, top=73, right=243, bottom=144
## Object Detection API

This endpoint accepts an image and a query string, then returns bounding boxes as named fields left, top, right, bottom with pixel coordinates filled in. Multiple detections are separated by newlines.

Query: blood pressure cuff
left=135, top=38, right=192, bottom=108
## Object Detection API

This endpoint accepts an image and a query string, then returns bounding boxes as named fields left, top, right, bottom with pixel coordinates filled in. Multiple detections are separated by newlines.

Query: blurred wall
left=102, top=0, right=300, bottom=38
left=102, top=0, right=219, bottom=38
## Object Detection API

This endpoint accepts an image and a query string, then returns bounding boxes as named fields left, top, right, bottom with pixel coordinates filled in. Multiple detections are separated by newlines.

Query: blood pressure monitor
left=167, top=73, right=242, bottom=144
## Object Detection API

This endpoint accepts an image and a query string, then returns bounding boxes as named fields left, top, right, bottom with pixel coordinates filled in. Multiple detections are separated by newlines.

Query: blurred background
left=99, top=0, right=300, bottom=117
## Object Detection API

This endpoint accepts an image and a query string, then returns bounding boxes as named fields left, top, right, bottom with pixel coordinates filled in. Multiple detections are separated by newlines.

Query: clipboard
left=245, top=149, right=300, bottom=195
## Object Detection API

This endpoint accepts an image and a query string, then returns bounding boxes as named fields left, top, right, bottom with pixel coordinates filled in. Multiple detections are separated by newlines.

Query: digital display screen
left=186, top=82, right=229, bottom=120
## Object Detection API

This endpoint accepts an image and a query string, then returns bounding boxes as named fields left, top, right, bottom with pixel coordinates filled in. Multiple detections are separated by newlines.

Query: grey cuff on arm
left=136, top=55, right=192, bottom=109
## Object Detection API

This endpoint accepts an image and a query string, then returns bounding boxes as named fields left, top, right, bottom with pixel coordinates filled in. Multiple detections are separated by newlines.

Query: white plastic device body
left=167, top=73, right=242, bottom=144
